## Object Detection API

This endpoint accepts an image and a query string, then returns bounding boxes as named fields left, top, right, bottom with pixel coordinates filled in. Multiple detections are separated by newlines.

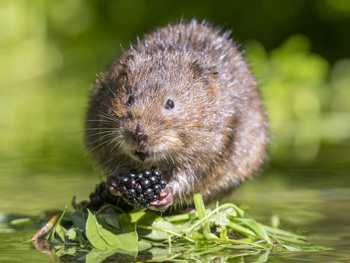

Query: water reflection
left=1, top=162, right=350, bottom=262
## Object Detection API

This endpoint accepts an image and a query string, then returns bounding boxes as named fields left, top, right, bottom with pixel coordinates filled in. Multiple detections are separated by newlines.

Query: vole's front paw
left=106, top=175, right=122, bottom=196
left=149, top=187, right=173, bottom=211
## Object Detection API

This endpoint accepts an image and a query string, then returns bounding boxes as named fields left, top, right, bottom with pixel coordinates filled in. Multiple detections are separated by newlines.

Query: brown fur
left=85, top=20, right=269, bottom=208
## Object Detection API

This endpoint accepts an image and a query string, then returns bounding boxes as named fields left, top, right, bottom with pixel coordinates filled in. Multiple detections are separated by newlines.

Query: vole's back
left=85, top=21, right=268, bottom=208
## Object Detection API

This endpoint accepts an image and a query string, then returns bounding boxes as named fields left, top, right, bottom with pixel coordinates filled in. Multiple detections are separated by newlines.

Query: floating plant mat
left=13, top=193, right=329, bottom=261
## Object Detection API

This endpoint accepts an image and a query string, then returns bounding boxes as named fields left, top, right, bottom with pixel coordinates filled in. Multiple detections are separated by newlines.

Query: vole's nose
left=133, top=124, right=148, bottom=143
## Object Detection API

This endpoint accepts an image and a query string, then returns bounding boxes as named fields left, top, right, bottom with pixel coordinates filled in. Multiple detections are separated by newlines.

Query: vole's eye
left=165, top=99, right=175, bottom=109
left=126, top=94, right=135, bottom=106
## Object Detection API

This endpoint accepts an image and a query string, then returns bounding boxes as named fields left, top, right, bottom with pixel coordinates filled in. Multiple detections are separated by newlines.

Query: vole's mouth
left=134, top=151, right=150, bottom=162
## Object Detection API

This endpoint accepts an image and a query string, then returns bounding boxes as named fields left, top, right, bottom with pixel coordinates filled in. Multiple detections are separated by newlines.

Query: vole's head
left=96, top=48, right=220, bottom=167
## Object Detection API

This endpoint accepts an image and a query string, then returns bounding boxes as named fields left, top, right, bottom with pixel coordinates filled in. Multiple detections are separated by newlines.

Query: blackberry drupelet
left=108, top=167, right=166, bottom=208
left=87, top=181, right=120, bottom=211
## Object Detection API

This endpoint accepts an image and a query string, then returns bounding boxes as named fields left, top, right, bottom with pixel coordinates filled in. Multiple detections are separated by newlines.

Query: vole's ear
left=190, top=60, right=218, bottom=84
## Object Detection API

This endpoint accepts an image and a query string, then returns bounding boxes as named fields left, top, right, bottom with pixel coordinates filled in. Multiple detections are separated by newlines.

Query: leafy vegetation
left=18, top=194, right=329, bottom=262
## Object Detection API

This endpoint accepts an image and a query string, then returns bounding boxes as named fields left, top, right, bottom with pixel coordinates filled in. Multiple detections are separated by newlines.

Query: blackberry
left=109, top=168, right=166, bottom=208
left=135, top=184, right=143, bottom=194
left=141, top=179, right=151, bottom=189
left=149, top=176, right=158, bottom=184
left=86, top=181, right=120, bottom=211
left=144, top=188, right=154, bottom=199
left=153, top=184, right=162, bottom=195
left=143, top=170, right=152, bottom=178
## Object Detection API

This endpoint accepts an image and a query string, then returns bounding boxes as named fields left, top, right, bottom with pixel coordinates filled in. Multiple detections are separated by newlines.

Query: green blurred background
left=1, top=0, right=350, bottom=198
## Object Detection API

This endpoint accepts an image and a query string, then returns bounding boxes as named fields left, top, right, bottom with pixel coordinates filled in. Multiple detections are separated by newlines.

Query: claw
left=149, top=187, right=173, bottom=211
left=106, top=175, right=122, bottom=196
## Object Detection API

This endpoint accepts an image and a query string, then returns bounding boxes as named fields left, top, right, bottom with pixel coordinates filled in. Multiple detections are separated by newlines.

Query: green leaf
left=138, top=219, right=180, bottom=241
left=211, top=211, right=231, bottom=229
left=86, top=249, right=119, bottom=263
left=282, top=244, right=301, bottom=251
left=193, top=193, right=211, bottom=235
left=239, top=203, right=251, bottom=211
left=86, top=210, right=138, bottom=251
left=97, top=210, right=121, bottom=230
left=254, top=250, right=270, bottom=263
left=262, top=224, right=305, bottom=240
left=68, top=212, right=86, bottom=231
left=65, top=227, right=77, bottom=241
left=148, top=247, right=170, bottom=260
left=235, top=218, right=272, bottom=245
left=227, top=221, right=256, bottom=237
left=54, top=223, right=67, bottom=243
left=138, top=240, right=152, bottom=251
left=29, top=193, right=330, bottom=258
left=129, top=211, right=160, bottom=223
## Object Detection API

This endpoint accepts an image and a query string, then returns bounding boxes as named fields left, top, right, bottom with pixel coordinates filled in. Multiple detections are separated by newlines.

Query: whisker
left=84, top=130, right=116, bottom=138
left=62, top=128, right=116, bottom=133
left=108, top=137, right=124, bottom=155
left=95, top=73, right=103, bottom=81
left=101, top=101, right=122, bottom=118
left=99, top=113, right=121, bottom=124
left=98, top=133, right=117, bottom=141
left=86, top=119, right=117, bottom=124
left=86, top=131, right=117, bottom=147
left=86, top=129, right=117, bottom=137
left=105, top=134, right=122, bottom=146
left=86, top=135, right=113, bottom=147
left=87, top=139, right=111, bottom=154
left=89, top=106, right=121, bottom=123
left=84, top=127, right=120, bottom=131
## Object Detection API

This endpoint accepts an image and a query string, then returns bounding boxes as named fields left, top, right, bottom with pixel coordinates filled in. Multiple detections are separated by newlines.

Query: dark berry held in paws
left=110, top=168, right=167, bottom=208
left=86, top=181, right=124, bottom=211
left=141, top=179, right=151, bottom=189
left=154, top=171, right=162, bottom=180
left=125, top=188, right=136, bottom=198
left=143, top=170, right=152, bottom=178
left=120, top=176, right=129, bottom=185
left=150, top=176, right=158, bottom=184
left=137, top=194, right=146, bottom=204
left=129, top=170, right=137, bottom=178
left=159, top=180, right=166, bottom=189
left=144, top=188, right=154, bottom=200
left=135, top=184, right=143, bottom=194
left=101, top=189, right=108, bottom=199
left=136, top=173, right=144, bottom=181
left=125, top=179, right=136, bottom=189
left=154, top=184, right=162, bottom=194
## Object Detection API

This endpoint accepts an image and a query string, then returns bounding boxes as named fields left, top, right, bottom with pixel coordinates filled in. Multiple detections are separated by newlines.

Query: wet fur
left=85, top=20, right=269, bottom=208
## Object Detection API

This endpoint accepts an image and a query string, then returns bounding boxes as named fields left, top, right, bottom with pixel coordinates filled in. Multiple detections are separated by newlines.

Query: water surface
left=1, top=156, right=349, bottom=262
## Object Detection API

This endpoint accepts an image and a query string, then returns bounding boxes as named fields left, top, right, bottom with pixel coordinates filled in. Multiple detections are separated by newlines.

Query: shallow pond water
left=1, top=153, right=349, bottom=262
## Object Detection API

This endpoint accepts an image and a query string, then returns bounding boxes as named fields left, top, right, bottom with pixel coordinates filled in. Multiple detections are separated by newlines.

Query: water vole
left=85, top=20, right=268, bottom=210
